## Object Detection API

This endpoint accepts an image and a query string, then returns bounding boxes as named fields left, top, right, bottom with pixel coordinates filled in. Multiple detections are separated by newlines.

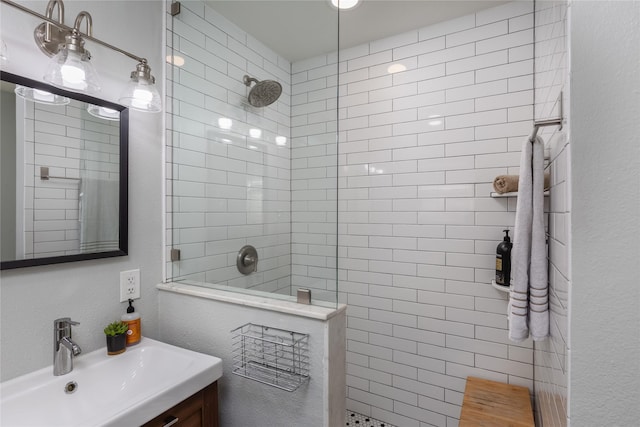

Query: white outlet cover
left=120, top=269, right=141, bottom=302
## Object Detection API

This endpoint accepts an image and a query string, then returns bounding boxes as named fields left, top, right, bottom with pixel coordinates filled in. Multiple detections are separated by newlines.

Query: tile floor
left=345, top=411, right=396, bottom=427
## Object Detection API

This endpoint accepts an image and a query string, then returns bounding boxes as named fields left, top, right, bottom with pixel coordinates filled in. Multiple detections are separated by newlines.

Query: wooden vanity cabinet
left=142, top=382, right=218, bottom=427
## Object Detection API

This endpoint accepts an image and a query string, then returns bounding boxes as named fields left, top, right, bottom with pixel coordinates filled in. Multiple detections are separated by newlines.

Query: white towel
left=509, top=136, right=549, bottom=342
left=79, top=178, right=120, bottom=253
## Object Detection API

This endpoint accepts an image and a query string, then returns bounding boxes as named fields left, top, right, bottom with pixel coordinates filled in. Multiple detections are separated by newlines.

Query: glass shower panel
left=166, top=0, right=338, bottom=306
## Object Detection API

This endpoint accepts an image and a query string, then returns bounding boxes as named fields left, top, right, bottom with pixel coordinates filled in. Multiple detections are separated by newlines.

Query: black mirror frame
left=0, top=71, right=128, bottom=269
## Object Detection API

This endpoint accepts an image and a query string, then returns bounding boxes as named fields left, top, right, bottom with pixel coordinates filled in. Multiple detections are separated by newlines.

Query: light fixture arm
left=44, top=0, right=64, bottom=43
left=73, top=11, right=92, bottom=37
left=1, top=0, right=145, bottom=63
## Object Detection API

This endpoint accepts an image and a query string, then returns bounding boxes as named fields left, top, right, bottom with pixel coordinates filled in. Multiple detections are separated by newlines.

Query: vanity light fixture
left=1, top=0, right=162, bottom=113
left=14, top=85, right=70, bottom=105
left=118, top=60, right=162, bottom=112
left=43, top=12, right=100, bottom=94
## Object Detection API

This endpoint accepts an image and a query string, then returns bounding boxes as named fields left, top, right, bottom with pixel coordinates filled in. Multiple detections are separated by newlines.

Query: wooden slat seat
left=459, top=376, right=534, bottom=427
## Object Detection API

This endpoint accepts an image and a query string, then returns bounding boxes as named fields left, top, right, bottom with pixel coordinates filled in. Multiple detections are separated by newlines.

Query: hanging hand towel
left=509, top=136, right=549, bottom=342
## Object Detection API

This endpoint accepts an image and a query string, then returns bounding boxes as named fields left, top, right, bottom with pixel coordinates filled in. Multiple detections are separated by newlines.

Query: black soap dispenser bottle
left=495, top=229, right=512, bottom=287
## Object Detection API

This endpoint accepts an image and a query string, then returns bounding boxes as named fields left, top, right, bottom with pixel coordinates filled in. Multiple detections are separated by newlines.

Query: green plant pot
left=106, top=333, right=127, bottom=355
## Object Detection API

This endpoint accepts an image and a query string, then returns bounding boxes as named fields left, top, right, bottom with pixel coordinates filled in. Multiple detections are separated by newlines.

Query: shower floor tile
left=345, top=411, right=397, bottom=427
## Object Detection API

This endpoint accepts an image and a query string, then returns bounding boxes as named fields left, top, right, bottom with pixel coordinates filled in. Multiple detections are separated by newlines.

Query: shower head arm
left=243, top=75, right=259, bottom=87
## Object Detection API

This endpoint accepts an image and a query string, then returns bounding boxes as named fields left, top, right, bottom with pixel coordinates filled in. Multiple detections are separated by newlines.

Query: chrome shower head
left=243, top=75, right=282, bottom=107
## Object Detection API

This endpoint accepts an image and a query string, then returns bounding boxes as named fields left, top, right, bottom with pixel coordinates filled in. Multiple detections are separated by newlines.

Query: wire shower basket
left=231, top=323, right=310, bottom=392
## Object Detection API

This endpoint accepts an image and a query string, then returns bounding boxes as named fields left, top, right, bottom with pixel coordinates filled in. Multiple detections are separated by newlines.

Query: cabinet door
left=142, top=382, right=218, bottom=427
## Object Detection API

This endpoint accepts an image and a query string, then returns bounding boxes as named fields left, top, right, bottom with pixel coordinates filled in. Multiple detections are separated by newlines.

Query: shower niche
left=165, top=1, right=339, bottom=306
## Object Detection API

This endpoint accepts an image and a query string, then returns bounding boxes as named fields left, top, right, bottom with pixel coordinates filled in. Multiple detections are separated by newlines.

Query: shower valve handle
left=237, top=245, right=258, bottom=275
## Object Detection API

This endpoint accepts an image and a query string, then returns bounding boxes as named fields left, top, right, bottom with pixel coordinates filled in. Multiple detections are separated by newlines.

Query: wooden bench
left=459, top=377, right=534, bottom=427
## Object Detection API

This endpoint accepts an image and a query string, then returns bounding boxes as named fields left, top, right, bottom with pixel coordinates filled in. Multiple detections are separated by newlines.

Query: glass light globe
left=14, top=86, right=70, bottom=106
left=43, top=48, right=101, bottom=94
left=87, top=104, right=120, bottom=121
left=118, top=77, right=161, bottom=113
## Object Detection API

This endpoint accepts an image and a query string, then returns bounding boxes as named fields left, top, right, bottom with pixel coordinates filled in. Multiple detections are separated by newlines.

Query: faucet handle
left=54, top=318, right=80, bottom=328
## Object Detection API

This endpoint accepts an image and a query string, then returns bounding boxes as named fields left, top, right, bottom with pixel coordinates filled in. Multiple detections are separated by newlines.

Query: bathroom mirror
left=0, top=71, right=128, bottom=269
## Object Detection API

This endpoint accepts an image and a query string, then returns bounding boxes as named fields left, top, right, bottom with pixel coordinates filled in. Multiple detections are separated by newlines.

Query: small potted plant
left=104, top=320, right=128, bottom=355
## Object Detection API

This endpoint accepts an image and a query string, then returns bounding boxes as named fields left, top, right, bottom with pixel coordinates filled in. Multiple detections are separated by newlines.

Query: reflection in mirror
left=0, top=72, right=128, bottom=269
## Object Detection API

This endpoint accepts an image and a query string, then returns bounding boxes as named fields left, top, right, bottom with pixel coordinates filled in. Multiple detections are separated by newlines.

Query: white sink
left=0, top=337, right=223, bottom=426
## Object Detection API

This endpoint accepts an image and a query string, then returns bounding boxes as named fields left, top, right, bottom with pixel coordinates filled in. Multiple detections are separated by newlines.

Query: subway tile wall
left=533, top=1, right=570, bottom=426
left=165, top=1, right=294, bottom=293
left=22, top=100, right=119, bottom=258
left=291, top=2, right=536, bottom=425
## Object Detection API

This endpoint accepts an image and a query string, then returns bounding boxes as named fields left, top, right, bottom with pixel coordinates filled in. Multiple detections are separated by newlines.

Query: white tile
left=393, top=145, right=444, bottom=161
left=371, top=30, right=419, bottom=54
left=509, top=44, right=534, bottom=63
left=446, top=80, right=508, bottom=103
left=393, top=37, right=445, bottom=61
left=445, top=138, right=507, bottom=157
left=370, top=134, right=418, bottom=151
left=348, top=75, right=392, bottom=95
left=476, top=29, right=533, bottom=55
left=508, top=75, right=533, bottom=92
left=418, top=212, right=474, bottom=225
left=446, top=51, right=509, bottom=75
left=475, top=90, right=533, bottom=112
left=475, top=355, right=533, bottom=378
left=445, top=109, right=507, bottom=130
left=419, top=14, right=476, bottom=41
left=393, top=91, right=445, bottom=111
left=418, top=43, right=475, bottom=68
left=446, top=21, right=508, bottom=48
left=349, top=50, right=393, bottom=71
left=418, top=156, right=474, bottom=172
left=347, top=100, right=393, bottom=118
left=418, top=72, right=475, bottom=94
left=418, top=184, right=475, bottom=199
left=418, top=128, right=474, bottom=146
left=393, top=119, right=444, bottom=137
left=370, top=109, right=418, bottom=127
left=369, top=57, right=418, bottom=79
left=476, top=59, right=533, bottom=83
left=393, top=64, right=446, bottom=86
left=418, top=100, right=475, bottom=120
left=369, top=83, right=418, bottom=103
left=340, top=44, right=371, bottom=62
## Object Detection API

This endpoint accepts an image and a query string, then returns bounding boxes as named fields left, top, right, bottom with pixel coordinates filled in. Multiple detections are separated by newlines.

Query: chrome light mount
left=130, top=59, right=155, bottom=84
left=33, top=0, right=66, bottom=57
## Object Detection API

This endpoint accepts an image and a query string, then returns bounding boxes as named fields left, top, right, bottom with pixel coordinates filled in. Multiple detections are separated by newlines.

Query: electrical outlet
left=119, top=269, right=140, bottom=302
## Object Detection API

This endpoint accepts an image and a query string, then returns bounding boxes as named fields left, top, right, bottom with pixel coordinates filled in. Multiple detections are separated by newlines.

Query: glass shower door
left=165, top=0, right=338, bottom=306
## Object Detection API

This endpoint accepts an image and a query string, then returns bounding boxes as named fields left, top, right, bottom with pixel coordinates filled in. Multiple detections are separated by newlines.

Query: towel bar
left=40, top=166, right=81, bottom=181
left=529, top=92, right=564, bottom=142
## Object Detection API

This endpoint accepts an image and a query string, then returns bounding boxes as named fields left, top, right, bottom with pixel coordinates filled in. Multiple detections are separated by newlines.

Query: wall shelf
left=491, top=280, right=510, bottom=293
left=490, top=190, right=549, bottom=198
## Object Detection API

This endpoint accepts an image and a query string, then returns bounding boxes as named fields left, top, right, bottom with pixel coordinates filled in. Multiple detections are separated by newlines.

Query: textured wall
left=0, top=0, right=164, bottom=381
left=158, top=288, right=346, bottom=426
left=570, top=1, right=640, bottom=425
left=292, top=2, right=537, bottom=425
left=532, top=1, right=570, bottom=425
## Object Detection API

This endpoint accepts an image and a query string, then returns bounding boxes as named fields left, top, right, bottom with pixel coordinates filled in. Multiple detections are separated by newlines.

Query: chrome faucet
left=53, top=318, right=81, bottom=376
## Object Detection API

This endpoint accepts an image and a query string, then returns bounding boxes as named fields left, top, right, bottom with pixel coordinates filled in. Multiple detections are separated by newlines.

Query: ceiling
left=206, top=0, right=509, bottom=62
